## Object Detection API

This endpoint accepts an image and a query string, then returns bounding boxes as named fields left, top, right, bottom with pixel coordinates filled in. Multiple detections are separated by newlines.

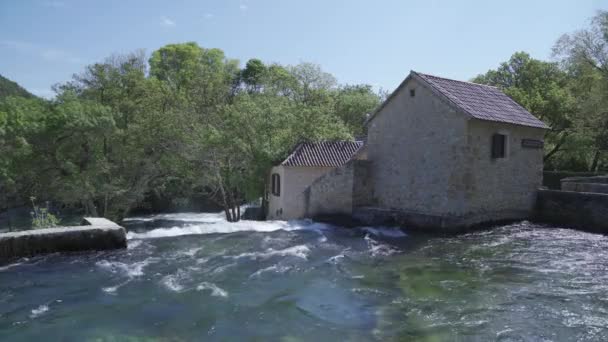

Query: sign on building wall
left=521, top=139, right=544, bottom=149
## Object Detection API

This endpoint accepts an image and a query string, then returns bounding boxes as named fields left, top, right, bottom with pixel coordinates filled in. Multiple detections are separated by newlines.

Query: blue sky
left=1, top=0, right=606, bottom=98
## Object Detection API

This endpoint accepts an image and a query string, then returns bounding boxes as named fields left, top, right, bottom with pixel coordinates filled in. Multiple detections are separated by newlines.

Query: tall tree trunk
left=85, top=199, right=99, bottom=217
left=224, top=207, right=233, bottom=222
left=231, top=205, right=237, bottom=222
left=261, top=179, right=269, bottom=220
left=225, top=184, right=240, bottom=223
left=590, top=150, right=602, bottom=172
left=103, top=193, right=109, bottom=218
left=229, top=191, right=239, bottom=223
left=221, top=190, right=233, bottom=222
left=544, top=131, right=569, bottom=162
left=216, top=169, right=234, bottom=222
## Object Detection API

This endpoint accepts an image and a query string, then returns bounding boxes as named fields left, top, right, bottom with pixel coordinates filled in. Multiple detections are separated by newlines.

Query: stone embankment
left=535, top=175, right=608, bottom=233
left=0, top=217, right=126, bottom=263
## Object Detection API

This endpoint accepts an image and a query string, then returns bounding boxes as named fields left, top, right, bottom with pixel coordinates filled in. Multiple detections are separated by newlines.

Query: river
left=1, top=213, right=607, bottom=341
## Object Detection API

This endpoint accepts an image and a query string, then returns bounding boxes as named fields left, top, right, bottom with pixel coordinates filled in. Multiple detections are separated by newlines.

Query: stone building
left=267, top=71, right=549, bottom=231
left=267, top=141, right=364, bottom=220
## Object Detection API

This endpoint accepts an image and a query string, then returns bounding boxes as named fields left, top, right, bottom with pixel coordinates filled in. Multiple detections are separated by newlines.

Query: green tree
left=553, top=10, right=608, bottom=171
left=333, top=85, right=380, bottom=136
left=0, top=96, right=48, bottom=209
left=473, top=52, right=576, bottom=165
left=241, top=58, right=267, bottom=92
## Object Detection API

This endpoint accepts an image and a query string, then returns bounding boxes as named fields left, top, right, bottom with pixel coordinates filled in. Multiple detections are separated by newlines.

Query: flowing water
left=1, top=213, right=608, bottom=341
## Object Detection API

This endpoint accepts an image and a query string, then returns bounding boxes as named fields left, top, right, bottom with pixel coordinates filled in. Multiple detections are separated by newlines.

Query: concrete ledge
left=0, top=217, right=127, bottom=263
left=560, top=175, right=608, bottom=194
left=561, top=175, right=608, bottom=184
left=535, top=189, right=608, bottom=233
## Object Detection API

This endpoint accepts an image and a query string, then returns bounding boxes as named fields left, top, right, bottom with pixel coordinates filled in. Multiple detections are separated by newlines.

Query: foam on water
left=326, top=249, right=349, bottom=264
left=127, top=240, right=143, bottom=250
left=30, top=305, right=49, bottom=319
left=227, top=245, right=310, bottom=260
left=122, top=212, right=225, bottom=223
left=96, top=258, right=158, bottom=278
left=161, top=274, right=185, bottom=292
left=364, top=234, right=400, bottom=257
left=196, top=282, right=229, bottom=297
left=178, top=247, right=203, bottom=257
left=126, top=216, right=334, bottom=240
left=102, top=280, right=131, bottom=294
left=249, top=264, right=293, bottom=278
left=210, top=262, right=237, bottom=274
left=0, top=261, right=24, bottom=272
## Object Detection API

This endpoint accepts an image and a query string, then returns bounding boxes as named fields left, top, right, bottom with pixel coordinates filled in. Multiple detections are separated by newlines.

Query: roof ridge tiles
left=280, top=140, right=364, bottom=167
left=412, top=71, right=499, bottom=89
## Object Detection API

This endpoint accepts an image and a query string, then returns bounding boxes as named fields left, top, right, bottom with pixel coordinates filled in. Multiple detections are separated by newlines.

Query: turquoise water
left=1, top=213, right=607, bottom=341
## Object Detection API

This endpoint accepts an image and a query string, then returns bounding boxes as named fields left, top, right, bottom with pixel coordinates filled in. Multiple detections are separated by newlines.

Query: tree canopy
left=473, top=11, right=608, bottom=171
left=0, top=43, right=380, bottom=221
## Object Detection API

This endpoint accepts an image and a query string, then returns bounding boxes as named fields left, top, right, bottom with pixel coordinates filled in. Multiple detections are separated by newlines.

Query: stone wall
left=305, top=162, right=354, bottom=217
left=302, top=160, right=371, bottom=223
left=535, top=189, right=608, bottom=233
left=466, top=120, right=545, bottom=217
left=366, top=77, right=471, bottom=216
left=352, top=160, right=373, bottom=208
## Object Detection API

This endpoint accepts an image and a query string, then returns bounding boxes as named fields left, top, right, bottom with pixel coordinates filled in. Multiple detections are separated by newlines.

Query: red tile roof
left=281, top=141, right=364, bottom=167
left=414, top=71, right=549, bottom=129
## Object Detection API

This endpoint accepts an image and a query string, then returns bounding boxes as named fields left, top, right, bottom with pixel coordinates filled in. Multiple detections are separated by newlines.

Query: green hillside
left=0, top=74, right=34, bottom=99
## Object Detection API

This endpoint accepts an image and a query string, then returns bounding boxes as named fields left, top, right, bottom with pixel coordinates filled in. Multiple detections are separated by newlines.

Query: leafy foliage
left=30, top=196, right=60, bottom=229
left=474, top=12, right=608, bottom=171
left=0, top=43, right=380, bottom=221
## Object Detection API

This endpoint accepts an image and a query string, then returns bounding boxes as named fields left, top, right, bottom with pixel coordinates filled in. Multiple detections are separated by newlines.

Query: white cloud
left=203, top=13, right=214, bottom=19
left=0, top=40, right=36, bottom=51
left=239, top=4, right=248, bottom=11
left=160, top=16, right=176, bottom=27
left=41, top=49, right=81, bottom=63
left=1, top=40, right=81, bottom=64
left=44, top=1, right=66, bottom=8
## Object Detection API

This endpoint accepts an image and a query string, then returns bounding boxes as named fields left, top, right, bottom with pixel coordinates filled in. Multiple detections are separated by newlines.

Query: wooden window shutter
left=492, top=134, right=506, bottom=158
left=276, top=174, right=280, bottom=196
left=271, top=174, right=281, bottom=196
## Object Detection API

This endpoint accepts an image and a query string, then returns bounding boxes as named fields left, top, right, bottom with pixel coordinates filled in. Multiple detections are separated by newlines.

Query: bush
left=30, top=196, right=60, bottom=229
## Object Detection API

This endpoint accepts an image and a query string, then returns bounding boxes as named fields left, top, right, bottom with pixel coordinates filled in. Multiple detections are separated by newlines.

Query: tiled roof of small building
left=281, top=141, right=364, bottom=167
left=414, top=71, right=549, bottom=129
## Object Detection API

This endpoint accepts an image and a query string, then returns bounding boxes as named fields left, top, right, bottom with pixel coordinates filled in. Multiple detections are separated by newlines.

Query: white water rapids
left=1, top=213, right=607, bottom=341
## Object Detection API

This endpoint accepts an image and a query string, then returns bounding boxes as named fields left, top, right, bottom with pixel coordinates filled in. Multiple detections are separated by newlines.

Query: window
left=491, top=133, right=506, bottom=159
left=271, top=173, right=281, bottom=196
left=410, top=89, right=416, bottom=97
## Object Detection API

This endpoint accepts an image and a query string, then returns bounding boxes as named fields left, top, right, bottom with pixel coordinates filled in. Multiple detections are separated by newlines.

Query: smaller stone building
left=267, top=141, right=364, bottom=220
